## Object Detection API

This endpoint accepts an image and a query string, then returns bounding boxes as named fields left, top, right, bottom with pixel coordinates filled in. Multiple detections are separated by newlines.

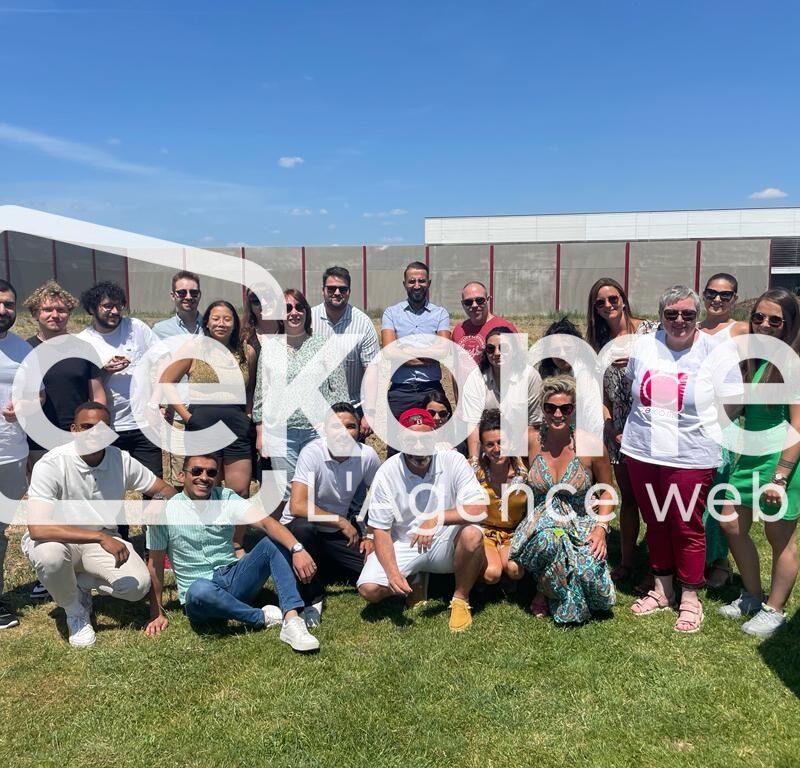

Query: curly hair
left=80, top=281, right=127, bottom=315
left=23, top=280, right=77, bottom=315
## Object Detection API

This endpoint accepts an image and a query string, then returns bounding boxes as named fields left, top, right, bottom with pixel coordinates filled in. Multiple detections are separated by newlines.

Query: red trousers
left=626, top=456, right=714, bottom=589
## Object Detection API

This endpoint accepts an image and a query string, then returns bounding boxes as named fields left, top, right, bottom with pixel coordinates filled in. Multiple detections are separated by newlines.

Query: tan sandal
left=631, top=590, right=675, bottom=616
left=674, top=603, right=704, bottom=634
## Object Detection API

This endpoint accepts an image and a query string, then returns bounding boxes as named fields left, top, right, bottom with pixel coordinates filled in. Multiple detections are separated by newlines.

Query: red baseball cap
left=398, top=408, right=435, bottom=429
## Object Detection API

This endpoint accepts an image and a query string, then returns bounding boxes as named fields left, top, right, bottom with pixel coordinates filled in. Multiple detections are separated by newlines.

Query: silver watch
left=290, top=542, right=305, bottom=554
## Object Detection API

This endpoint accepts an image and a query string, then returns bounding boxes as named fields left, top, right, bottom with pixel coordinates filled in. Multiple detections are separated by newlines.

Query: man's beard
left=0, top=314, right=15, bottom=333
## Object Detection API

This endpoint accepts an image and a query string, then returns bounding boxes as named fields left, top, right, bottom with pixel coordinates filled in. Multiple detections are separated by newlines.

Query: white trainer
left=261, top=604, right=283, bottom=628
left=280, top=615, right=320, bottom=652
left=66, top=612, right=96, bottom=649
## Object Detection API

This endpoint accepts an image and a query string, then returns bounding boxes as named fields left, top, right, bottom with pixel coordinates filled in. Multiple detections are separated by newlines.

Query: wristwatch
left=772, top=473, right=788, bottom=486
left=290, top=542, right=305, bottom=554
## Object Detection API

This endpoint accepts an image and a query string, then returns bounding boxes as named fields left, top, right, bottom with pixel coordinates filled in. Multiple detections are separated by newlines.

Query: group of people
left=0, top=259, right=797, bottom=650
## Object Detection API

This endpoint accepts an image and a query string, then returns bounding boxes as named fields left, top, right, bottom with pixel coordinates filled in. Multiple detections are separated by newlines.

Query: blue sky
left=0, top=1, right=797, bottom=246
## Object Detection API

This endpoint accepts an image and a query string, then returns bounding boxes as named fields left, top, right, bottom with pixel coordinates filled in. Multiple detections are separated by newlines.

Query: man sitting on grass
left=285, top=402, right=380, bottom=627
left=144, top=453, right=320, bottom=652
left=23, top=401, right=177, bottom=649
left=357, top=408, right=488, bottom=632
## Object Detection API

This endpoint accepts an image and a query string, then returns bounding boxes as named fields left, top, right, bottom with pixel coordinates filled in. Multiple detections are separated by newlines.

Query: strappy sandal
left=705, top=560, right=732, bottom=589
left=631, top=590, right=675, bottom=616
left=674, top=603, right=704, bottom=634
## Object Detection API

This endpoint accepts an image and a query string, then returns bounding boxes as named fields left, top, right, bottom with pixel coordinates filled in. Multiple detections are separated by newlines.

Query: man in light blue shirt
left=145, top=453, right=320, bottom=652
left=152, top=270, right=203, bottom=339
left=380, top=262, right=450, bottom=448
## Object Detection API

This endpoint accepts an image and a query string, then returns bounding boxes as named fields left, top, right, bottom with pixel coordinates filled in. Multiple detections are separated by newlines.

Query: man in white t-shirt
left=77, top=281, right=163, bottom=538
left=0, top=279, right=33, bottom=630
left=22, top=401, right=176, bottom=648
left=357, top=408, right=488, bottom=632
left=286, top=402, right=380, bottom=626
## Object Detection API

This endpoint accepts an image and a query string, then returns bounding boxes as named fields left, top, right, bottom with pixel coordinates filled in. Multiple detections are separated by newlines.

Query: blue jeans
left=266, top=426, right=318, bottom=501
left=184, top=536, right=305, bottom=628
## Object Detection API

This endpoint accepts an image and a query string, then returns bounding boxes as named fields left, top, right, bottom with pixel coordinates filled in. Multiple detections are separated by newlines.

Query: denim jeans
left=266, top=426, right=318, bottom=501
left=184, top=535, right=305, bottom=628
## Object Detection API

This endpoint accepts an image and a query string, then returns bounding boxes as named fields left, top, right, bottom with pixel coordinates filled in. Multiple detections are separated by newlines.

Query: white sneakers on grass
left=742, top=606, right=787, bottom=639
left=261, top=604, right=283, bottom=628
left=67, top=589, right=96, bottom=649
left=280, top=615, right=320, bottom=652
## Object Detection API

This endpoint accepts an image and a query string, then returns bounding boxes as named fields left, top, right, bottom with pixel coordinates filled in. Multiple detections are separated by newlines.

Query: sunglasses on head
left=325, top=285, right=349, bottom=295
left=752, top=312, right=784, bottom=328
left=594, top=295, right=621, bottom=309
left=543, top=402, right=575, bottom=416
left=462, top=297, right=487, bottom=307
left=174, top=288, right=200, bottom=299
left=286, top=303, right=305, bottom=313
left=188, top=466, right=219, bottom=478
left=663, top=308, right=697, bottom=322
left=703, top=288, right=735, bottom=303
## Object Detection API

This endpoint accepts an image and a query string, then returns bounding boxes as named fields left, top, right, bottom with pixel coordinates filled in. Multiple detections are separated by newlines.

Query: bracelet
left=593, top=522, right=610, bottom=533
left=363, top=533, right=375, bottom=541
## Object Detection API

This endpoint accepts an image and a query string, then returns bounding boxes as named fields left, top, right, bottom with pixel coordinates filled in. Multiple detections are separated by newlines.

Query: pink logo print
left=640, top=369, right=688, bottom=411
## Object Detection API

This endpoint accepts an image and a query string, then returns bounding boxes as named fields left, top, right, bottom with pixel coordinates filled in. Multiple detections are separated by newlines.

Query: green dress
left=724, top=362, right=800, bottom=521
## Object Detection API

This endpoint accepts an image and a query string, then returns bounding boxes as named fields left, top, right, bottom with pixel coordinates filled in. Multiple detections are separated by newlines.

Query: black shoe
left=0, top=602, right=19, bottom=630
left=31, top=581, right=50, bottom=600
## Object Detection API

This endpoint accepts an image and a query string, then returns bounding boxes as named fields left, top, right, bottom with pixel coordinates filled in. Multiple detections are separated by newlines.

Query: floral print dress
left=509, top=454, right=616, bottom=624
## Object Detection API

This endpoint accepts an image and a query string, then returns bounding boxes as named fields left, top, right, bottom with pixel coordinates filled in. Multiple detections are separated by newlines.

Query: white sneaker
left=718, top=591, right=763, bottom=619
left=742, top=605, right=787, bottom=639
left=261, top=604, right=283, bottom=628
left=280, top=615, right=320, bottom=652
left=302, top=602, right=323, bottom=629
left=66, top=612, right=96, bottom=649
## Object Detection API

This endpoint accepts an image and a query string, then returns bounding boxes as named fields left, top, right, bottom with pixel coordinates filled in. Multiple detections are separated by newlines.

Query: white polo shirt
left=285, top=437, right=380, bottom=532
left=369, top=451, right=487, bottom=545
left=0, top=332, right=33, bottom=465
left=27, top=443, right=157, bottom=532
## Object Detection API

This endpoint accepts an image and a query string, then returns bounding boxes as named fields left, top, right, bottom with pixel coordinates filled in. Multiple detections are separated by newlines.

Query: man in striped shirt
left=311, top=266, right=380, bottom=437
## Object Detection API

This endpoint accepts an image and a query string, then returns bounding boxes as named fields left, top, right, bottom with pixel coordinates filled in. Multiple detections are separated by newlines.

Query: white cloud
left=319, top=208, right=328, bottom=215
left=363, top=208, right=408, bottom=219
left=271, top=229, right=280, bottom=234
left=199, top=235, right=215, bottom=243
left=381, top=236, right=405, bottom=243
left=327, top=223, right=336, bottom=230
left=278, top=156, right=304, bottom=169
left=0, top=122, right=160, bottom=175
left=749, top=187, right=788, bottom=200
left=290, top=207, right=312, bottom=216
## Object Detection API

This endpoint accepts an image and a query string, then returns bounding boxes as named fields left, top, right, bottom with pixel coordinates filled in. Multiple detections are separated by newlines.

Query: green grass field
left=2, top=312, right=800, bottom=767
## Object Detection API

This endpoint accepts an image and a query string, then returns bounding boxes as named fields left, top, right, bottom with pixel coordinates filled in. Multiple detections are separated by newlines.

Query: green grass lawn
left=2, top=522, right=800, bottom=768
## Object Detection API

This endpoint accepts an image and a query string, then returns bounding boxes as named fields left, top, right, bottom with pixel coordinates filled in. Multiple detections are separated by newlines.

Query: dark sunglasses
left=174, top=288, right=201, bottom=299
left=543, top=402, right=575, bottom=416
left=663, top=309, right=698, bottom=322
left=188, top=466, right=219, bottom=478
left=325, top=285, right=350, bottom=295
left=594, top=295, right=621, bottom=309
left=426, top=408, right=450, bottom=420
left=462, top=297, right=487, bottom=307
left=286, top=303, right=306, bottom=313
left=752, top=312, right=784, bottom=328
left=703, top=288, right=735, bottom=303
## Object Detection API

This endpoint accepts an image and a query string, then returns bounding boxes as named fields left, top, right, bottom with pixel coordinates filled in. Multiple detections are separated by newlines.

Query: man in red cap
left=357, top=408, right=488, bottom=631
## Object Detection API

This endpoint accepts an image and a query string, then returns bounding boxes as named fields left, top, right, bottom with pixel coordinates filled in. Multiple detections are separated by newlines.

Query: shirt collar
left=176, top=312, right=203, bottom=334
left=403, top=301, right=431, bottom=314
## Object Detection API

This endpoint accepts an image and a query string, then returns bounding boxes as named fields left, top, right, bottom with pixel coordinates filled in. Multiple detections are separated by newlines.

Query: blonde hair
left=540, top=374, right=576, bottom=404
left=23, top=280, right=77, bottom=315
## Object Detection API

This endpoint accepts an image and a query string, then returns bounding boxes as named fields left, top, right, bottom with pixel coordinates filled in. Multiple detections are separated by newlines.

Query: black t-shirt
left=27, top=335, right=102, bottom=450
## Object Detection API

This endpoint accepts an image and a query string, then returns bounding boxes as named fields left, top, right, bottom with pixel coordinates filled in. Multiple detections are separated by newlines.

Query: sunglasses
left=286, top=303, right=306, bottom=313
left=703, top=288, right=735, bottom=303
left=188, top=466, right=219, bottom=478
left=462, top=297, right=487, bottom=307
left=325, top=285, right=350, bottom=295
left=594, top=295, right=621, bottom=309
left=426, top=408, right=450, bottom=420
left=485, top=342, right=511, bottom=354
left=752, top=312, right=784, bottom=328
left=542, top=402, right=576, bottom=416
left=174, top=288, right=201, bottom=299
left=663, top=309, right=698, bottom=322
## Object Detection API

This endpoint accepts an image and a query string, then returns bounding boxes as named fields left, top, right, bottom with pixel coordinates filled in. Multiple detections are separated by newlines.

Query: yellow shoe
left=448, top=597, right=472, bottom=632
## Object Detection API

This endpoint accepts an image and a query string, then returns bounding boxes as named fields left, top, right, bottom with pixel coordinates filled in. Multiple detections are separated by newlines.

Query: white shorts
left=357, top=525, right=480, bottom=587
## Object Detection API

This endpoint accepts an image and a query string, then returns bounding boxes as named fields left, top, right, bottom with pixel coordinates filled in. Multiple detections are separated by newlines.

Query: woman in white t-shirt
left=621, top=285, right=743, bottom=634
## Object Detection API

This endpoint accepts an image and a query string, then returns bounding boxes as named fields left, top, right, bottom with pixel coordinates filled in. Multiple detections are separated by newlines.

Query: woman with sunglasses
left=585, top=278, right=657, bottom=588
left=538, top=317, right=583, bottom=379
left=473, top=409, right=528, bottom=587
left=160, top=300, right=256, bottom=500
left=717, top=288, right=800, bottom=638
left=460, top=326, right=542, bottom=466
left=622, top=286, right=743, bottom=633
left=242, top=288, right=280, bottom=358
left=252, top=289, right=349, bottom=512
left=509, top=376, right=616, bottom=623
left=697, top=273, right=748, bottom=588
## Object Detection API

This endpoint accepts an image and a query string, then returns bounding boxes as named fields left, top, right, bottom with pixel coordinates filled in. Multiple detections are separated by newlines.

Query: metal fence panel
left=364, top=245, right=426, bottom=315
left=699, top=239, right=770, bottom=302
left=558, top=242, right=626, bottom=314
left=242, top=246, right=303, bottom=300
left=428, top=245, right=488, bottom=318
left=493, top=243, right=557, bottom=315
left=7, top=232, right=55, bottom=304
left=628, top=241, right=696, bottom=313
left=54, top=242, right=94, bottom=302
left=305, top=246, right=363, bottom=308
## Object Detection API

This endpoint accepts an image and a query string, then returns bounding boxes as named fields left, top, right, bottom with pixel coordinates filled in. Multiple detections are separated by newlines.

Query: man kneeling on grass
left=357, top=408, right=488, bottom=631
left=23, top=401, right=177, bottom=649
left=144, top=454, right=319, bottom=652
